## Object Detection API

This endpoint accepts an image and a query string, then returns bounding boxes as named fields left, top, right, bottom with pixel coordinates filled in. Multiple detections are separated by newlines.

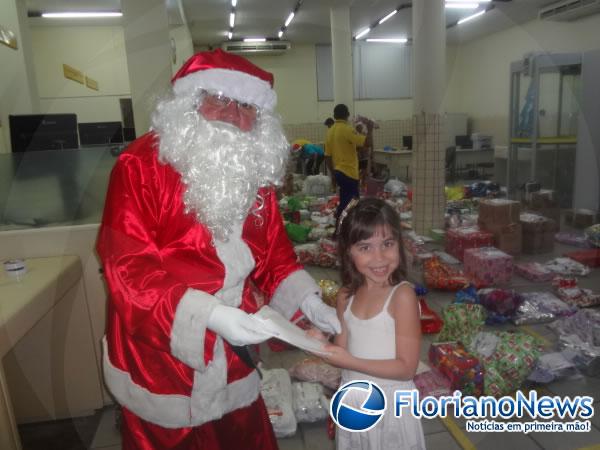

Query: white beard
left=152, top=91, right=289, bottom=242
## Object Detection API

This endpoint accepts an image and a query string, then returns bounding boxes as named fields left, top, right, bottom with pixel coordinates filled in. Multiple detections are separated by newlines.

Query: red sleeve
left=246, top=188, right=303, bottom=300
left=97, top=143, right=188, bottom=352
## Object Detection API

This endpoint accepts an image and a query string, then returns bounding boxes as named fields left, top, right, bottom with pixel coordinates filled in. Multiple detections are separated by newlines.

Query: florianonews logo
left=330, top=380, right=386, bottom=432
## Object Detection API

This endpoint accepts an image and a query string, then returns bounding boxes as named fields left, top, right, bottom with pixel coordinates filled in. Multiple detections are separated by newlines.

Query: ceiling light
left=366, top=38, right=407, bottom=43
left=228, top=31, right=233, bottom=40
left=278, top=30, right=284, bottom=38
left=284, top=12, right=295, bottom=27
left=457, top=9, right=486, bottom=24
left=445, top=3, right=478, bottom=9
left=378, top=10, right=397, bottom=25
left=447, top=0, right=490, bottom=2
left=41, top=12, right=122, bottom=18
left=355, top=27, right=370, bottom=40
left=231, top=0, right=237, bottom=6
left=229, top=12, right=235, bottom=27
left=244, top=38, right=267, bottom=42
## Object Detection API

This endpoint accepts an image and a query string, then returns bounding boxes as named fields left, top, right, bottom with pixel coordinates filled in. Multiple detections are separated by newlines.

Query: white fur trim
left=102, top=337, right=260, bottom=428
left=173, top=68, right=277, bottom=111
left=213, top=222, right=256, bottom=307
left=269, top=269, right=320, bottom=319
left=170, top=288, right=218, bottom=371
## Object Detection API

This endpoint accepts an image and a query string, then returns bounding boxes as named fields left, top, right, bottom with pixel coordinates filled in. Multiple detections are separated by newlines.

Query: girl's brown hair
left=337, top=197, right=406, bottom=294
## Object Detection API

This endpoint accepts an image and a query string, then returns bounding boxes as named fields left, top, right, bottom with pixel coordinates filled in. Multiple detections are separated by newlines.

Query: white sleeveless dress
left=336, top=282, right=426, bottom=450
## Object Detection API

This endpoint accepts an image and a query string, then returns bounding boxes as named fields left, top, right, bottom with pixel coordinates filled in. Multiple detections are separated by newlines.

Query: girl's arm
left=333, top=288, right=350, bottom=348
left=322, top=284, right=421, bottom=381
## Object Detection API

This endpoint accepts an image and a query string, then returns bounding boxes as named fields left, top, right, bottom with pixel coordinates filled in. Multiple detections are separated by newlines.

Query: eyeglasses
left=199, top=89, right=258, bottom=113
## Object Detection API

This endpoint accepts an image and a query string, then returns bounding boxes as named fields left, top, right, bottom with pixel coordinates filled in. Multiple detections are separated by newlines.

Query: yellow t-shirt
left=325, top=120, right=366, bottom=180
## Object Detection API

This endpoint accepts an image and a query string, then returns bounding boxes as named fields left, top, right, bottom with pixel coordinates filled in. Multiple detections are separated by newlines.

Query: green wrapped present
left=436, top=303, right=486, bottom=347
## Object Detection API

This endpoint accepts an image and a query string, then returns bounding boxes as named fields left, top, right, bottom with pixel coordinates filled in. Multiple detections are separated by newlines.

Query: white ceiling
left=26, top=0, right=560, bottom=46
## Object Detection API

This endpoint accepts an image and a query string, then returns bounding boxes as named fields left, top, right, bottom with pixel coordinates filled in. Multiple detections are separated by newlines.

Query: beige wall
left=447, top=14, right=600, bottom=145
left=31, top=26, right=130, bottom=123
left=0, top=0, right=39, bottom=154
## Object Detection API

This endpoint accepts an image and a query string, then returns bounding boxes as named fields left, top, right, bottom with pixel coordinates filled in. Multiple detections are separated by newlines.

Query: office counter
left=0, top=256, right=103, bottom=450
left=373, top=148, right=494, bottom=180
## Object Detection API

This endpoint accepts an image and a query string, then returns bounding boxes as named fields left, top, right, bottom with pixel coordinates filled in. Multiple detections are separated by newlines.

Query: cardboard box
left=488, top=222, right=522, bottom=257
left=520, top=213, right=557, bottom=254
left=464, top=246, right=513, bottom=287
left=478, top=199, right=521, bottom=228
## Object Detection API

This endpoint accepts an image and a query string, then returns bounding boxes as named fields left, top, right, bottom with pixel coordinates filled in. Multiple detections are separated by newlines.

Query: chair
left=445, top=146, right=456, bottom=181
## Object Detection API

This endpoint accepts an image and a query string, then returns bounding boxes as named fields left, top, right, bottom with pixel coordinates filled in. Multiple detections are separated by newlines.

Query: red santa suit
left=96, top=50, right=322, bottom=450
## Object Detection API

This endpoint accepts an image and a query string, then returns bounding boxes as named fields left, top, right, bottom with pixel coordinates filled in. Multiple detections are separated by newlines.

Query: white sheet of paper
left=253, top=306, right=329, bottom=356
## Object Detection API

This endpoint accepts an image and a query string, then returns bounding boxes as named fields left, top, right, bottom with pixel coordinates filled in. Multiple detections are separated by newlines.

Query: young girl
left=322, top=197, right=425, bottom=450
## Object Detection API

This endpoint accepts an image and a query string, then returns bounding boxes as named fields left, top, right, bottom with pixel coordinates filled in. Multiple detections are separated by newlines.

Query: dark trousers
left=334, top=170, right=360, bottom=220
left=305, top=154, right=324, bottom=175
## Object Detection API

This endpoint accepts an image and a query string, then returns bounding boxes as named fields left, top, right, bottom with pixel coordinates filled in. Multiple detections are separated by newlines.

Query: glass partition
left=0, top=147, right=120, bottom=231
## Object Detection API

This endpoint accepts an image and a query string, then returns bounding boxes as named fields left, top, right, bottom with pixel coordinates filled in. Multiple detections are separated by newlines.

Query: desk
left=0, top=256, right=103, bottom=450
left=373, top=148, right=495, bottom=181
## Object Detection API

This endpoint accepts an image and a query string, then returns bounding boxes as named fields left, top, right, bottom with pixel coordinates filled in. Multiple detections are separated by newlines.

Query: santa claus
left=97, top=49, right=340, bottom=450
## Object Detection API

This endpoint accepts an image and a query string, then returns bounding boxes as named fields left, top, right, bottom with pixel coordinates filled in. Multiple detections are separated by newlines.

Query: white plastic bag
left=260, top=368, right=297, bottom=437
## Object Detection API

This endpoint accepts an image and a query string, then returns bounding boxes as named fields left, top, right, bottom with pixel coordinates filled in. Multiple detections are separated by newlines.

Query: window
left=316, top=43, right=413, bottom=101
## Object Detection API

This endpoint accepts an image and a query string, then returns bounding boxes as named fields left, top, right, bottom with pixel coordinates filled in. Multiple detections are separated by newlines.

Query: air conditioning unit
left=221, top=41, right=291, bottom=55
left=539, top=0, right=600, bottom=21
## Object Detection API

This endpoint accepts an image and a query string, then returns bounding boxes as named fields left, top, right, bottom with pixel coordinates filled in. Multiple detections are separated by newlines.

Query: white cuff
left=269, top=269, right=320, bottom=319
left=170, top=288, right=219, bottom=371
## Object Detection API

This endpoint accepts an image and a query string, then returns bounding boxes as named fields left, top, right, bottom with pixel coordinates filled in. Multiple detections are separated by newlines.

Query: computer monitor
left=9, top=114, right=78, bottom=152
left=402, top=135, right=412, bottom=150
left=78, top=122, right=124, bottom=146
left=455, top=135, right=473, bottom=149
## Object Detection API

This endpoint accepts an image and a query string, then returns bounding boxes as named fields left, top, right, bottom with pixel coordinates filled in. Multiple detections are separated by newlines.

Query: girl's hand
left=320, top=343, right=354, bottom=369
left=305, top=327, right=329, bottom=343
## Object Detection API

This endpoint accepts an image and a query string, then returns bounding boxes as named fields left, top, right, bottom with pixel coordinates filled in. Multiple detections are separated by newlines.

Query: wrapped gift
left=514, top=262, right=555, bottom=282
left=428, top=342, right=484, bottom=396
left=423, top=256, right=469, bottom=291
left=478, top=199, right=520, bottom=229
left=563, top=249, right=600, bottom=268
left=585, top=224, right=600, bottom=248
left=555, top=231, right=592, bottom=248
left=483, top=331, right=543, bottom=397
left=318, top=279, right=340, bottom=307
left=413, top=368, right=452, bottom=398
left=294, top=243, right=319, bottom=265
left=463, top=247, right=513, bottom=287
left=437, top=303, right=486, bottom=347
left=520, top=212, right=558, bottom=254
left=445, top=226, right=494, bottom=261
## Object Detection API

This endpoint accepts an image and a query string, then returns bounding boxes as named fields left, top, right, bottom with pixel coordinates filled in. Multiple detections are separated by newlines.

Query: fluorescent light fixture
left=285, top=12, right=295, bottom=27
left=366, top=38, right=408, bottom=43
left=244, top=38, right=266, bottom=42
left=447, top=0, right=490, bottom=2
left=355, top=27, right=370, bottom=39
left=278, top=30, right=284, bottom=38
left=229, top=12, right=235, bottom=27
left=457, top=9, right=486, bottom=24
left=41, top=11, right=122, bottom=18
left=378, top=10, right=397, bottom=25
left=231, top=0, right=237, bottom=6
left=228, top=31, right=233, bottom=39
left=445, top=3, right=478, bottom=9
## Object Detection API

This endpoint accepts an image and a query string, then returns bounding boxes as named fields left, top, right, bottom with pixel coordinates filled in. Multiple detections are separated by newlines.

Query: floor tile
left=424, top=430, right=463, bottom=450
left=277, top=431, right=306, bottom=450
left=529, top=422, right=600, bottom=450
left=90, top=406, right=121, bottom=449
left=300, top=421, right=335, bottom=450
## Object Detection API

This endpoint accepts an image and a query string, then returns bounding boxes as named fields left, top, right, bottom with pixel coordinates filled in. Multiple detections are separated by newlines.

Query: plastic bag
left=288, top=357, right=341, bottom=390
left=544, top=257, right=591, bottom=277
left=384, top=179, right=406, bottom=196
left=260, top=368, right=297, bottom=437
left=291, top=382, right=329, bottom=423
left=285, top=223, right=312, bottom=243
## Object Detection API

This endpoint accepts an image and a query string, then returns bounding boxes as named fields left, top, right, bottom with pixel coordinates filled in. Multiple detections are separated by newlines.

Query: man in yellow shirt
left=325, top=104, right=368, bottom=222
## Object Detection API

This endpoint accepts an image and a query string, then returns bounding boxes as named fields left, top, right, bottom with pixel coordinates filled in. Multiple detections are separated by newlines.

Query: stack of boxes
left=519, top=212, right=558, bottom=254
left=478, top=199, right=522, bottom=256
left=524, top=190, right=561, bottom=227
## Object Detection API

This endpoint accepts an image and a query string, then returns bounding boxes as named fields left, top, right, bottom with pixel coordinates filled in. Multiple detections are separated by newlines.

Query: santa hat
left=171, top=49, right=277, bottom=111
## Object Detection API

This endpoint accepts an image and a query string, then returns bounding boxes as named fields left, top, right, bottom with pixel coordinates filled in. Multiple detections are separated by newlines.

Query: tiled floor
left=17, top=224, right=600, bottom=450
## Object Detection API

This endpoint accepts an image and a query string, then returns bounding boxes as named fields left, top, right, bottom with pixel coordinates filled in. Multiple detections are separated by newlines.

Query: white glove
left=207, top=304, right=272, bottom=346
left=300, top=294, right=342, bottom=334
